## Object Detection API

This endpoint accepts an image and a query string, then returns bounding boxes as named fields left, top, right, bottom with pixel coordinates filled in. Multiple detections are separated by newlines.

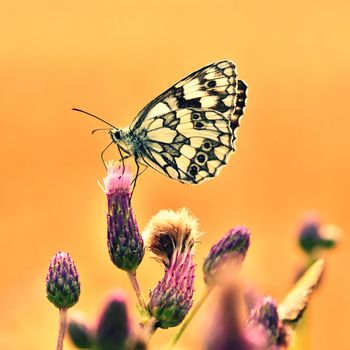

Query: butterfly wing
left=131, top=108, right=233, bottom=184
left=278, top=259, right=325, bottom=325
left=129, top=60, right=247, bottom=144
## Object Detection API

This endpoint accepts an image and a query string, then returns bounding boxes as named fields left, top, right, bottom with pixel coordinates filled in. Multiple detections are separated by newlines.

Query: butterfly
left=74, top=60, right=247, bottom=184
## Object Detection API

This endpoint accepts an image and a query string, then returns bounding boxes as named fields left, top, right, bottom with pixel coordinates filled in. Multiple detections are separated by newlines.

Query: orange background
left=0, top=1, right=349, bottom=349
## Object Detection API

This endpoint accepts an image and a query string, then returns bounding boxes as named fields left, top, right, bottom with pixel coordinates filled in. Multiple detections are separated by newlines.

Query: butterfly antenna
left=91, top=128, right=112, bottom=135
left=72, top=108, right=118, bottom=129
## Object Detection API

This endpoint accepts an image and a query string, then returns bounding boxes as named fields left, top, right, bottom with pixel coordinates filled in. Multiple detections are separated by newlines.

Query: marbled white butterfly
left=74, top=60, right=247, bottom=184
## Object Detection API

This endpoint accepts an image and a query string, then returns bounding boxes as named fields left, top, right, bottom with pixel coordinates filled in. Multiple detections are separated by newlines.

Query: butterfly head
left=109, top=128, right=124, bottom=143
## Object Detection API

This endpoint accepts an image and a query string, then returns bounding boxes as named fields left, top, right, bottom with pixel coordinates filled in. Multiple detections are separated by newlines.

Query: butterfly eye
left=112, top=130, right=122, bottom=141
left=189, top=164, right=199, bottom=177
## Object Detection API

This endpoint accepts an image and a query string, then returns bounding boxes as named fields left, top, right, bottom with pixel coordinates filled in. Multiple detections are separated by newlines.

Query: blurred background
left=0, top=1, right=349, bottom=349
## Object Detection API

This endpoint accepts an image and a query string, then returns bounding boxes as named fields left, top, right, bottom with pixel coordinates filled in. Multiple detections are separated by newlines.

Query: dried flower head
left=203, top=226, right=250, bottom=285
left=46, top=251, right=80, bottom=309
left=298, top=213, right=340, bottom=254
left=95, top=292, right=130, bottom=350
left=148, top=250, right=195, bottom=328
left=143, top=208, right=199, bottom=268
left=103, top=162, right=144, bottom=272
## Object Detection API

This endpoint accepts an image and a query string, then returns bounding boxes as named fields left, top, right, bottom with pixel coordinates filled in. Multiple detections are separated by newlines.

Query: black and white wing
left=133, top=108, right=234, bottom=184
left=127, top=60, right=247, bottom=184
left=130, top=60, right=247, bottom=145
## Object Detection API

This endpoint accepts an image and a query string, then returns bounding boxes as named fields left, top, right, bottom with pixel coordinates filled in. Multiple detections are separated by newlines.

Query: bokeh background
left=1, top=1, right=349, bottom=349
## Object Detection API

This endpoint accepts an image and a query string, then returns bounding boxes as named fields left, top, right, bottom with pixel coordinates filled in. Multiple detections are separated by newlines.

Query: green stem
left=56, top=308, right=68, bottom=350
left=166, top=287, right=212, bottom=350
left=127, top=270, right=149, bottom=317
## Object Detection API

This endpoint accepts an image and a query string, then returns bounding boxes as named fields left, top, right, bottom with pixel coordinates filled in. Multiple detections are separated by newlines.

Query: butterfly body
left=87, top=60, right=247, bottom=184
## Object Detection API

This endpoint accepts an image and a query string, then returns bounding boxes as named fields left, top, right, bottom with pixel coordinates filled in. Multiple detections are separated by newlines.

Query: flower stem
left=127, top=271, right=149, bottom=316
left=166, top=287, right=212, bottom=350
left=56, top=308, right=68, bottom=350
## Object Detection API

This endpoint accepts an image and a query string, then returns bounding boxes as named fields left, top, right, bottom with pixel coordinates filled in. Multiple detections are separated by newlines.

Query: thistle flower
left=95, top=292, right=130, bottom=350
left=144, top=208, right=198, bottom=328
left=143, top=208, right=199, bottom=268
left=103, top=162, right=144, bottom=272
left=206, top=284, right=268, bottom=350
left=298, top=213, right=340, bottom=254
left=203, top=226, right=250, bottom=286
left=148, top=250, right=195, bottom=328
left=68, top=315, right=93, bottom=349
left=246, top=297, right=280, bottom=346
left=46, top=251, right=80, bottom=309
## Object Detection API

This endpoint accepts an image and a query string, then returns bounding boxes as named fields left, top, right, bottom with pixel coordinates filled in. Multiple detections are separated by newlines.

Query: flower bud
left=203, top=226, right=250, bottom=285
left=95, top=292, right=130, bottom=350
left=298, top=213, right=340, bottom=254
left=247, top=297, right=279, bottom=346
left=68, top=316, right=93, bottom=349
left=46, top=252, right=80, bottom=309
left=148, top=251, right=195, bottom=328
left=206, top=284, right=268, bottom=350
left=103, top=162, right=144, bottom=272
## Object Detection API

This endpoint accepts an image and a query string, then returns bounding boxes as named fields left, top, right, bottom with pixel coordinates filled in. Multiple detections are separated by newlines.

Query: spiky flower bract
left=145, top=208, right=198, bottom=328
left=46, top=251, right=80, bottom=309
left=95, top=292, right=130, bottom=350
left=148, top=250, right=195, bottom=328
left=203, top=226, right=250, bottom=286
left=103, top=162, right=144, bottom=272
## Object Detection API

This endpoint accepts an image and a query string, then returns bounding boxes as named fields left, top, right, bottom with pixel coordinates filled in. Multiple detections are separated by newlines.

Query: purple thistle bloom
left=95, top=292, right=130, bottom=350
left=103, top=163, right=144, bottom=272
left=46, top=252, right=80, bottom=309
left=206, top=285, right=268, bottom=350
left=148, top=250, right=195, bottom=328
left=247, top=297, right=280, bottom=346
left=203, top=226, right=250, bottom=285
left=298, top=213, right=339, bottom=254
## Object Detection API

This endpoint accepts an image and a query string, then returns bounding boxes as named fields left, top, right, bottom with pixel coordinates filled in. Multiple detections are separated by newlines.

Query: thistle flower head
left=103, top=162, right=144, bottom=272
left=95, top=292, right=130, bottom=350
left=206, top=284, right=268, bottom=350
left=298, top=213, right=340, bottom=254
left=46, top=251, right=80, bottom=309
left=246, top=297, right=280, bottom=346
left=143, top=208, right=199, bottom=268
left=148, top=250, right=195, bottom=328
left=203, top=226, right=250, bottom=286
left=103, top=161, right=133, bottom=195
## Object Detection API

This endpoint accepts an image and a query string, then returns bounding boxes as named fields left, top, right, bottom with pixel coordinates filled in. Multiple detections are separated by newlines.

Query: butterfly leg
left=100, top=141, right=114, bottom=169
left=130, top=160, right=148, bottom=199
left=117, top=144, right=131, bottom=174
